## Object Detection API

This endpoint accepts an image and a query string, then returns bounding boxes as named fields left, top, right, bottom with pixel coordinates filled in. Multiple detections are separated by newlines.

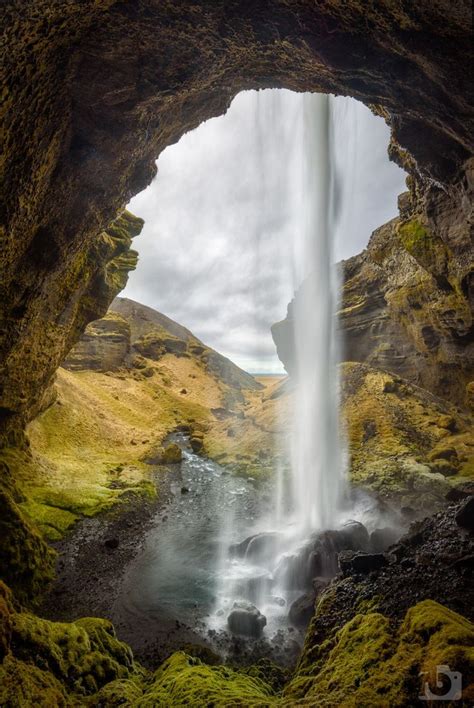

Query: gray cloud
left=124, top=90, right=406, bottom=373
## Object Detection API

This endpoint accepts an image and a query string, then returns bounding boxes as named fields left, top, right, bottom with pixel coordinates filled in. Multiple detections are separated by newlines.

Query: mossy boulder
left=144, top=442, right=182, bottom=465
left=285, top=600, right=474, bottom=705
left=135, top=651, right=276, bottom=707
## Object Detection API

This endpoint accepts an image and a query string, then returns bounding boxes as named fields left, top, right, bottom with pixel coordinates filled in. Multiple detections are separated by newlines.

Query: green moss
left=12, top=612, right=137, bottom=697
left=242, top=658, right=289, bottom=693
left=0, top=482, right=56, bottom=607
left=0, top=655, right=68, bottom=707
left=285, top=600, right=474, bottom=706
left=91, top=677, right=144, bottom=706
left=136, top=652, right=276, bottom=707
left=0, top=581, right=14, bottom=660
left=20, top=499, right=78, bottom=541
left=340, top=362, right=471, bottom=510
left=398, top=218, right=449, bottom=279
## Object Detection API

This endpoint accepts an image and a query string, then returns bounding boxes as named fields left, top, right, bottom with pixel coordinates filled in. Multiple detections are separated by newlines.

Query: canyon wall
left=1, top=0, right=473, bottom=444
left=273, top=170, right=474, bottom=408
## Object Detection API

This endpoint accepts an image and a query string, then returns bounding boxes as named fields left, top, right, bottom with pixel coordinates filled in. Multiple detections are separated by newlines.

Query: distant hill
left=63, top=296, right=261, bottom=395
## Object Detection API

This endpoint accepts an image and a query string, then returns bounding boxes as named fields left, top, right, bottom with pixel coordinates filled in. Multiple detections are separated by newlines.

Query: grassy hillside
left=18, top=301, right=279, bottom=540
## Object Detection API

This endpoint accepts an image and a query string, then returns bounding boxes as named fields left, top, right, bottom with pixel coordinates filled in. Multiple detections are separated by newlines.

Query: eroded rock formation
left=272, top=168, right=474, bottom=407
left=1, top=0, right=473, bottom=444
left=0, top=209, right=142, bottom=443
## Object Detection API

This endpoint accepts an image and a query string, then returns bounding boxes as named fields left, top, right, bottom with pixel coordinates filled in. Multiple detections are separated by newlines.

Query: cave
left=1, top=2, right=473, bottom=705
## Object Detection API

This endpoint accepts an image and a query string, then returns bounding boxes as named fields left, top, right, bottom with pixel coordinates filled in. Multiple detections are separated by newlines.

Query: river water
left=110, top=434, right=304, bottom=662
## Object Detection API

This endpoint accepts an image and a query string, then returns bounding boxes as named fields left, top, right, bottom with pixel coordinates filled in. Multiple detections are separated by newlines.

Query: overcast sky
left=123, top=90, right=406, bottom=374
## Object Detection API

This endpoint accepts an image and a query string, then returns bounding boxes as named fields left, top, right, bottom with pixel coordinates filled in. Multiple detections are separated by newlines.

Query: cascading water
left=211, top=90, right=349, bottom=638
left=289, top=93, right=345, bottom=535
left=108, top=88, right=406, bottom=656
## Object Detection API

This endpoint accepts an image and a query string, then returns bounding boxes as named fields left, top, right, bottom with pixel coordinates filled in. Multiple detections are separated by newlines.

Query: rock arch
left=1, top=0, right=473, bottom=440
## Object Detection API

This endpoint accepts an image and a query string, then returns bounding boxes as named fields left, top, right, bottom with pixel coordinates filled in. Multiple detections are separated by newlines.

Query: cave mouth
left=123, top=88, right=407, bottom=375
left=2, top=5, right=473, bottom=703
left=34, top=88, right=410, bottom=666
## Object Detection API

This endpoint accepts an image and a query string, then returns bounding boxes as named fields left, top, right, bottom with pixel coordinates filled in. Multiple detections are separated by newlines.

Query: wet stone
left=227, top=601, right=267, bottom=638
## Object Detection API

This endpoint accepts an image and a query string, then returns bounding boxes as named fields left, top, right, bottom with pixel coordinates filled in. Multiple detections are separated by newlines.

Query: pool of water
left=111, top=433, right=290, bottom=645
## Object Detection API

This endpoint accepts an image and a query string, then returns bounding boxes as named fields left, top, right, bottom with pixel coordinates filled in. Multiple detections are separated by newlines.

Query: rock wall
left=62, top=313, right=131, bottom=372
left=1, top=0, right=473, bottom=444
left=272, top=164, right=474, bottom=407
left=0, top=209, right=142, bottom=443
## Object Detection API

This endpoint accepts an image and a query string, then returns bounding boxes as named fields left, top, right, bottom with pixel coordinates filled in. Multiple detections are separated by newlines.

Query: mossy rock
left=285, top=600, right=474, bottom=705
left=398, top=218, right=450, bottom=285
left=0, top=482, right=55, bottom=607
left=0, top=654, right=68, bottom=707
left=144, top=442, right=182, bottom=465
left=91, top=677, right=144, bottom=706
left=135, top=651, right=276, bottom=707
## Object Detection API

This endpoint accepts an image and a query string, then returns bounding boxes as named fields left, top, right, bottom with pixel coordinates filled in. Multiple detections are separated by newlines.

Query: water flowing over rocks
left=1, top=2, right=473, bottom=704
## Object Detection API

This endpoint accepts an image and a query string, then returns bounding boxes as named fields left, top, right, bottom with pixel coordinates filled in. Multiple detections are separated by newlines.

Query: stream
left=42, top=433, right=303, bottom=668
left=110, top=433, right=304, bottom=664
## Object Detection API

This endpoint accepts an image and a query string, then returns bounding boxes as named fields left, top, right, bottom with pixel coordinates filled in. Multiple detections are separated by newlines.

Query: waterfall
left=208, top=89, right=405, bottom=641
left=211, top=90, right=348, bottom=637
left=289, top=93, right=345, bottom=534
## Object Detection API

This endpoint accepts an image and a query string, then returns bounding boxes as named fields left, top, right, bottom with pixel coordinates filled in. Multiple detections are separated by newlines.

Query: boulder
left=288, top=593, right=316, bottom=628
left=339, top=551, right=388, bottom=575
left=144, top=442, right=182, bottom=465
left=369, top=527, right=401, bottom=553
left=455, top=497, right=474, bottom=531
left=275, top=523, right=370, bottom=591
left=104, top=538, right=119, bottom=550
left=337, top=521, right=370, bottom=551
left=190, top=436, right=203, bottom=453
left=227, top=602, right=266, bottom=638
left=244, top=532, right=282, bottom=564
left=446, top=483, right=474, bottom=503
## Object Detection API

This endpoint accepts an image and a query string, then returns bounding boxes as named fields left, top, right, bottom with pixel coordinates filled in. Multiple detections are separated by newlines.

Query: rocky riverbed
left=40, top=435, right=304, bottom=669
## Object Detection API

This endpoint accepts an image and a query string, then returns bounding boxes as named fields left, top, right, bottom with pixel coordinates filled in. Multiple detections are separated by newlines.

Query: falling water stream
left=208, top=91, right=350, bottom=640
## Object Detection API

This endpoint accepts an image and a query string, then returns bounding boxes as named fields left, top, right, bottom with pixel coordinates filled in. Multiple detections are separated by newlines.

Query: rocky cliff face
left=1, top=0, right=473, bottom=444
left=0, top=209, right=142, bottom=443
left=273, top=166, right=474, bottom=408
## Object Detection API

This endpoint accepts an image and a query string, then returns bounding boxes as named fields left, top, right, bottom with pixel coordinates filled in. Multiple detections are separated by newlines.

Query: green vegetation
left=0, top=483, right=56, bottom=607
left=135, top=652, right=276, bottom=707
left=2, top=581, right=472, bottom=707
left=285, top=600, right=474, bottom=706
left=341, top=362, right=474, bottom=510
left=398, top=218, right=450, bottom=283
left=0, top=580, right=146, bottom=706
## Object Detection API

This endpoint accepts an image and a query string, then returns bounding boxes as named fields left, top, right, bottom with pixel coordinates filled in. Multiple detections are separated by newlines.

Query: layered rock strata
left=273, top=169, right=474, bottom=408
